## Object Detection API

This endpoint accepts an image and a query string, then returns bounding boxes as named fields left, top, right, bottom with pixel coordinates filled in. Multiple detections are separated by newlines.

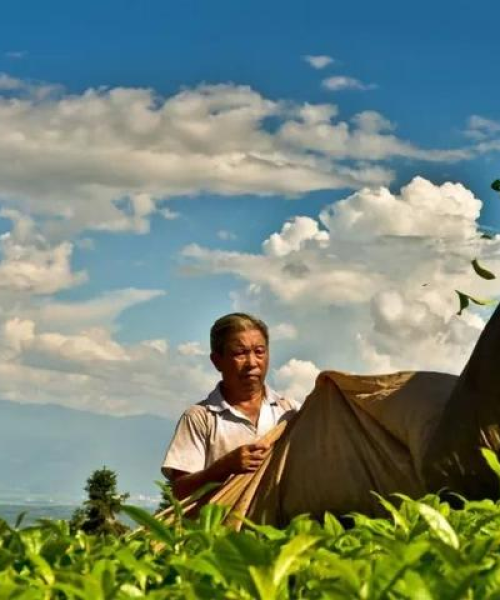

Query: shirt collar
left=204, top=381, right=279, bottom=414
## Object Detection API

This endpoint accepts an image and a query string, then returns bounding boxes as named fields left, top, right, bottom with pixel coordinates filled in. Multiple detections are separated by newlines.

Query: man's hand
left=221, top=441, right=271, bottom=474
left=168, top=441, right=271, bottom=500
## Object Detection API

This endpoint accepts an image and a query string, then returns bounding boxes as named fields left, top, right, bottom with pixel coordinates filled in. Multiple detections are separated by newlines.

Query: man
left=162, top=313, right=299, bottom=500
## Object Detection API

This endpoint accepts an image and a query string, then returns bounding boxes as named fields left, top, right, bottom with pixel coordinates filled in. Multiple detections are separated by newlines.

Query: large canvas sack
left=246, top=370, right=455, bottom=525
left=422, top=302, right=500, bottom=499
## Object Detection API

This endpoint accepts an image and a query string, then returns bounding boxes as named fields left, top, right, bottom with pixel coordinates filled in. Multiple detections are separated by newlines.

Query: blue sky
left=0, top=0, right=500, bottom=417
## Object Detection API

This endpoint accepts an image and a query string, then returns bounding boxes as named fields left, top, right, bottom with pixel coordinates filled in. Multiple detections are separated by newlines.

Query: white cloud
left=0, top=316, right=216, bottom=416
left=7, top=320, right=131, bottom=362
left=0, top=208, right=87, bottom=295
left=217, top=229, right=237, bottom=241
left=303, top=55, right=334, bottom=69
left=159, top=207, right=180, bottom=220
left=182, top=177, right=500, bottom=376
left=273, top=358, right=320, bottom=403
left=270, top=322, right=298, bottom=341
left=141, top=339, right=169, bottom=354
left=32, top=288, right=165, bottom=332
left=5, top=51, right=26, bottom=60
left=464, top=115, right=500, bottom=140
left=263, top=216, right=329, bottom=257
left=319, top=176, right=481, bottom=240
left=322, top=76, right=376, bottom=92
left=75, top=237, right=95, bottom=251
left=0, top=73, right=23, bottom=90
left=0, top=237, right=86, bottom=295
left=177, top=341, right=206, bottom=356
left=278, top=110, right=469, bottom=163
left=0, top=75, right=474, bottom=242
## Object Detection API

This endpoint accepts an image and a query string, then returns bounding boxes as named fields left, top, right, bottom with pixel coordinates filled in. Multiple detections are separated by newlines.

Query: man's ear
left=210, top=352, right=223, bottom=372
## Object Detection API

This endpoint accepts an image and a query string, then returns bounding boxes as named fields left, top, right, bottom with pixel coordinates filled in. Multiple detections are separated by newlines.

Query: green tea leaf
left=481, top=448, right=500, bottom=480
left=209, top=532, right=269, bottom=593
left=455, top=290, right=497, bottom=315
left=416, top=503, right=459, bottom=549
left=249, top=565, right=276, bottom=600
left=198, top=503, right=228, bottom=533
left=120, top=505, right=173, bottom=546
left=241, top=519, right=287, bottom=540
left=472, top=258, right=496, bottom=280
left=272, top=534, right=319, bottom=585
left=323, top=512, right=344, bottom=538
left=372, top=493, right=409, bottom=535
left=119, top=583, right=145, bottom=597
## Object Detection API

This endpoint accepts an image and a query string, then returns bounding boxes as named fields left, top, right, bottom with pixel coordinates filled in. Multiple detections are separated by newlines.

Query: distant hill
left=0, top=400, right=176, bottom=503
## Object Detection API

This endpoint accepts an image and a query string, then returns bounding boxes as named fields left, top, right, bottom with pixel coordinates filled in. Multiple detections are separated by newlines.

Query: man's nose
left=246, top=351, right=258, bottom=366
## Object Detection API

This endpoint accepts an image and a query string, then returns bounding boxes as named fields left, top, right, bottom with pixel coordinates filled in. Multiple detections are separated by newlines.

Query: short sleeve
left=161, top=407, right=209, bottom=479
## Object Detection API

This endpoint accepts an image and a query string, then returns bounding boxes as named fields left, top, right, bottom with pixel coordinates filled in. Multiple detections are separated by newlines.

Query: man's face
left=211, top=328, right=269, bottom=393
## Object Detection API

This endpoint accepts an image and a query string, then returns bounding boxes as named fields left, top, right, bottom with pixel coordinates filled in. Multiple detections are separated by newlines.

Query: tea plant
left=4, top=471, right=500, bottom=597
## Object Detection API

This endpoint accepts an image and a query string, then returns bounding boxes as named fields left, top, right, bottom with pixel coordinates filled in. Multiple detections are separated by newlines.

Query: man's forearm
left=171, top=457, right=231, bottom=500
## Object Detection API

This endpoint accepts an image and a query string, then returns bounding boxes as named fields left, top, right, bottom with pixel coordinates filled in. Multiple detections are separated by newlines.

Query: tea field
left=4, top=453, right=500, bottom=599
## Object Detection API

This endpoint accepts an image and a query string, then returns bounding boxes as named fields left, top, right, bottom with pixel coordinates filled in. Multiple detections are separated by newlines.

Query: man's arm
left=168, top=441, right=270, bottom=500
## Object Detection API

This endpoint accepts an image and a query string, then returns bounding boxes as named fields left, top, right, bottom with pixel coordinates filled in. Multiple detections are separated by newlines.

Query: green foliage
left=5, top=491, right=500, bottom=598
left=455, top=178, right=500, bottom=315
left=71, top=466, right=129, bottom=536
left=455, top=290, right=497, bottom=315
left=155, top=480, right=174, bottom=514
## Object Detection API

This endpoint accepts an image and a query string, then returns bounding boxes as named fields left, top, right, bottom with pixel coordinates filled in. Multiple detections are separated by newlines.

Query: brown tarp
left=158, top=303, right=500, bottom=530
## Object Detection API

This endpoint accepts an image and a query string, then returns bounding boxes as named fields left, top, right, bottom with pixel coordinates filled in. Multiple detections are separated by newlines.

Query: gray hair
left=210, top=313, right=269, bottom=355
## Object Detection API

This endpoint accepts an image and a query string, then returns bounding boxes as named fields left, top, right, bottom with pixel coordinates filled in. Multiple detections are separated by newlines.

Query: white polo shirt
left=162, top=383, right=299, bottom=478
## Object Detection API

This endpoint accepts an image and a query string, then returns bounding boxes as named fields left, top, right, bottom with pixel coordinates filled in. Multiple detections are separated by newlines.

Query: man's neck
left=220, top=383, right=265, bottom=407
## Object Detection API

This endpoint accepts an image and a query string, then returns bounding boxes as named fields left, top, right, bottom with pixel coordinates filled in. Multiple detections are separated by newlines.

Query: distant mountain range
left=0, top=400, right=176, bottom=504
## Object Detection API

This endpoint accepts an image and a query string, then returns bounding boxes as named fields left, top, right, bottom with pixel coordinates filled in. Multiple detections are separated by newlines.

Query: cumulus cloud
left=0, top=316, right=216, bottom=416
left=322, top=76, right=376, bottom=92
left=0, top=209, right=87, bottom=295
left=0, top=75, right=475, bottom=242
left=263, top=216, right=329, bottom=257
left=273, top=358, right=320, bottom=403
left=303, top=55, right=334, bottom=69
left=182, top=177, right=500, bottom=376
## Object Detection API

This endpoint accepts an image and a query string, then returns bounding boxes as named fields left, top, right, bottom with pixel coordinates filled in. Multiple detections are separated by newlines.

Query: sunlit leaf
left=416, top=503, right=459, bottom=549
left=372, top=493, right=410, bottom=536
left=272, top=534, right=319, bottom=585
left=455, top=290, right=497, bottom=315
left=323, top=512, right=344, bottom=538
left=482, top=448, right=500, bottom=480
